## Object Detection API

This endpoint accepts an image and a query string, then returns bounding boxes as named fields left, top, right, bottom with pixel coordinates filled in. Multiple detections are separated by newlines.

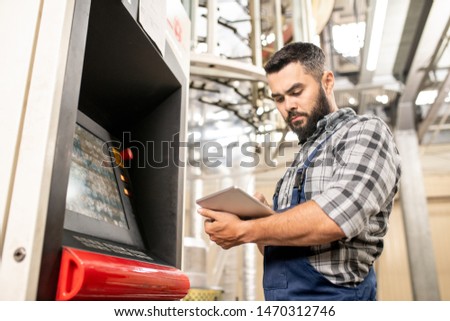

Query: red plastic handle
left=56, top=247, right=190, bottom=300
left=56, top=248, right=84, bottom=300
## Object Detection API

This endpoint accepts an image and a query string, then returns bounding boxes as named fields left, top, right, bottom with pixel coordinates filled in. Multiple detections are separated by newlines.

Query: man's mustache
left=287, top=111, right=308, bottom=123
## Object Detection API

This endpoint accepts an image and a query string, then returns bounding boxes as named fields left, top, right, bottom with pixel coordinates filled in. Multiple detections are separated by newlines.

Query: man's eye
left=274, top=97, right=284, bottom=103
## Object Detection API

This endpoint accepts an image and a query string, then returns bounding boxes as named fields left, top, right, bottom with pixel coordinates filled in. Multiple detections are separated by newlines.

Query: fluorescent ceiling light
left=348, top=97, right=357, bottom=105
left=332, top=22, right=366, bottom=58
left=415, top=89, right=438, bottom=105
left=376, top=94, right=389, bottom=104
left=366, top=0, right=389, bottom=71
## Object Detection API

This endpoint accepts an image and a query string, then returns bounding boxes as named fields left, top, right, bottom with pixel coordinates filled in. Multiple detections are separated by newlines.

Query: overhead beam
left=396, top=0, right=449, bottom=131
left=190, top=53, right=267, bottom=81
left=359, top=0, right=410, bottom=84
left=418, top=70, right=450, bottom=142
left=392, top=0, right=433, bottom=83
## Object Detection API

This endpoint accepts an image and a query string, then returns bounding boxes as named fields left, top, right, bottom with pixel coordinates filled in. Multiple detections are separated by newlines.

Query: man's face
left=267, top=62, right=332, bottom=142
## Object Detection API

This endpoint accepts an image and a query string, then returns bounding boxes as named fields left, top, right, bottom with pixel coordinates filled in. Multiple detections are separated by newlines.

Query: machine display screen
left=65, top=124, right=129, bottom=229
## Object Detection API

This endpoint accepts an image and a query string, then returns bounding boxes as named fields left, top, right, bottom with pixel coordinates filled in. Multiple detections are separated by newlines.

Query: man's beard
left=286, top=87, right=332, bottom=143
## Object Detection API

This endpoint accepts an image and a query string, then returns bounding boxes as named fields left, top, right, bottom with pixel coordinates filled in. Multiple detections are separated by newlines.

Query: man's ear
left=321, top=71, right=335, bottom=95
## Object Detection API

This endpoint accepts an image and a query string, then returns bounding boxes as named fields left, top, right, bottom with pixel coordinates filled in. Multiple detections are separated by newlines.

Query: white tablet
left=196, top=186, right=274, bottom=219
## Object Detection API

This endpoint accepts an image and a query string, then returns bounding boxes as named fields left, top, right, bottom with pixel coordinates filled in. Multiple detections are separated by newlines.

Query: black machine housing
left=38, top=0, right=187, bottom=300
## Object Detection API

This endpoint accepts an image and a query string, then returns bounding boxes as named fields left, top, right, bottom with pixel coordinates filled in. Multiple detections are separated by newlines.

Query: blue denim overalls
left=263, top=134, right=377, bottom=301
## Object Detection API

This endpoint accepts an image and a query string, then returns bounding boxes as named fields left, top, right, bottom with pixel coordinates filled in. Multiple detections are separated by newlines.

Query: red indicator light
left=120, top=148, right=133, bottom=161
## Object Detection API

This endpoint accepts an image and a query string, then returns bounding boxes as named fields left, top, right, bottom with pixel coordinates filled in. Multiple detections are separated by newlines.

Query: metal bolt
left=13, top=247, right=26, bottom=262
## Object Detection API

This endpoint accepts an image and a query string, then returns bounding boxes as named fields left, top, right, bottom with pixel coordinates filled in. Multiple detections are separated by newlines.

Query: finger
left=197, top=208, right=218, bottom=221
left=253, top=192, right=268, bottom=206
left=204, top=218, right=215, bottom=232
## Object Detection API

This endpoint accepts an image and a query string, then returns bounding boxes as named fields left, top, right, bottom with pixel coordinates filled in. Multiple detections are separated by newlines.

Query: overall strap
left=273, top=131, right=335, bottom=211
left=292, top=132, right=336, bottom=206
left=302, top=133, right=334, bottom=170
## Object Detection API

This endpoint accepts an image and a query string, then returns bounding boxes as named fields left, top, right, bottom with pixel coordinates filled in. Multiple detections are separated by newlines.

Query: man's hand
left=198, top=208, right=249, bottom=250
left=253, top=192, right=270, bottom=207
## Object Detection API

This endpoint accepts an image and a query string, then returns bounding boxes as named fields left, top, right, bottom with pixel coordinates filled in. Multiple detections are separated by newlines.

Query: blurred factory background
left=181, top=0, right=450, bottom=301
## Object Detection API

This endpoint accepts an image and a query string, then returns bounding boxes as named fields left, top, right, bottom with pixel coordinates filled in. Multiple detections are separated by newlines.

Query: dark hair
left=264, top=42, right=325, bottom=82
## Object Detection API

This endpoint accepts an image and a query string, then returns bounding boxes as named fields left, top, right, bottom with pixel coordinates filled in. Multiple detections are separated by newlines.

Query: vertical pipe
left=207, top=0, right=218, bottom=55
left=304, top=0, right=315, bottom=42
left=221, top=248, right=238, bottom=300
left=243, top=175, right=257, bottom=301
left=292, top=0, right=302, bottom=42
left=249, top=0, right=262, bottom=125
left=274, top=0, right=284, bottom=51
left=296, top=0, right=315, bottom=43
left=249, top=0, right=262, bottom=68
left=395, top=129, right=441, bottom=300
left=218, top=176, right=238, bottom=299
left=186, top=0, right=199, bottom=50
left=321, top=19, right=334, bottom=70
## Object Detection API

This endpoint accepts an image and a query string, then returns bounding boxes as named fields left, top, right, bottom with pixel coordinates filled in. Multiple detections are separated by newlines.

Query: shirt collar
left=301, top=108, right=356, bottom=144
left=318, top=107, right=356, bottom=132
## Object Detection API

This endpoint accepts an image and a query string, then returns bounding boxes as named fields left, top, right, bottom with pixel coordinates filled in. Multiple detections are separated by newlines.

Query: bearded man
left=199, top=42, right=401, bottom=301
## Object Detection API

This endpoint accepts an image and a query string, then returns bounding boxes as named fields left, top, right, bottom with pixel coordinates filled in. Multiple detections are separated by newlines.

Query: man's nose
left=283, top=96, right=297, bottom=112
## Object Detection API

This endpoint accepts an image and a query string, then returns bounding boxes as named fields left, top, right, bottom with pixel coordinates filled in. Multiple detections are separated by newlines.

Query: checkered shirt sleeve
left=312, top=117, right=401, bottom=239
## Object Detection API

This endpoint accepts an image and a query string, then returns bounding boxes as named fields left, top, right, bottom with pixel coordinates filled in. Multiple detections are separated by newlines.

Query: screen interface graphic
left=66, top=124, right=129, bottom=229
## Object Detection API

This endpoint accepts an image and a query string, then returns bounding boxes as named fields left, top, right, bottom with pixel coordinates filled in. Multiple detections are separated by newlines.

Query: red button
left=120, top=148, right=133, bottom=161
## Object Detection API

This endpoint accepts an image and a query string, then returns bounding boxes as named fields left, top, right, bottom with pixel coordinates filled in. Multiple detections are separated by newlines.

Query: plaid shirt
left=275, top=108, right=401, bottom=286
